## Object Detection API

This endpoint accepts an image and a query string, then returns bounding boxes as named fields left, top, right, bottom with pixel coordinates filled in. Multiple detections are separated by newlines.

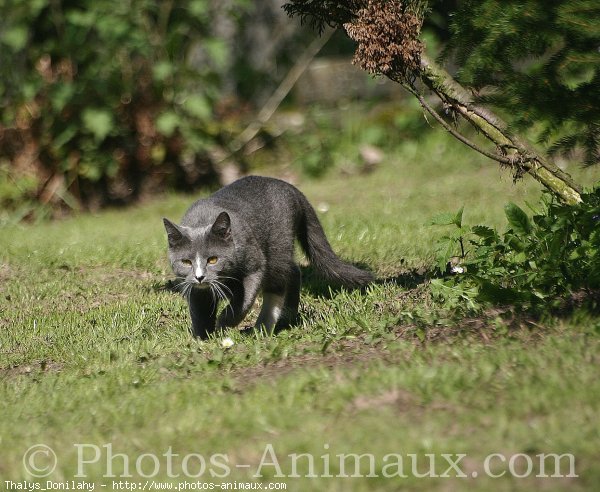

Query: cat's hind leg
left=256, top=292, right=286, bottom=334
left=188, top=287, right=217, bottom=339
left=275, top=264, right=301, bottom=330
left=257, top=263, right=301, bottom=334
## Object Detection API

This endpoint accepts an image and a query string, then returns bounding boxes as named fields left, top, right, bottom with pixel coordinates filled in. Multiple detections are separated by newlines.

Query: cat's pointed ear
left=163, top=218, right=185, bottom=246
left=211, top=211, right=231, bottom=240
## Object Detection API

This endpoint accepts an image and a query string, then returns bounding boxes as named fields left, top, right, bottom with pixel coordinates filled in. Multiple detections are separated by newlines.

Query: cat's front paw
left=216, top=313, right=235, bottom=329
left=189, top=323, right=211, bottom=339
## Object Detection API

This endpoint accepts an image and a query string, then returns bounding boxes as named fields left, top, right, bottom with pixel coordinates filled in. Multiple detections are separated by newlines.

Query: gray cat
left=163, top=175, right=373, bottom=338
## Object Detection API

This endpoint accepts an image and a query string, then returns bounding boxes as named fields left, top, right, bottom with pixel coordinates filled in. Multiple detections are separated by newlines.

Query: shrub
left=0, top=0, right=248, bottom=216
left=431, top=187, right=600, bottom=313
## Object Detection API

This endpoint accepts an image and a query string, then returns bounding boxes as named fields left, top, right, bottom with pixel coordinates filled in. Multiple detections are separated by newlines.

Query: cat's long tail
left=296, top=194, right=374, bottom=288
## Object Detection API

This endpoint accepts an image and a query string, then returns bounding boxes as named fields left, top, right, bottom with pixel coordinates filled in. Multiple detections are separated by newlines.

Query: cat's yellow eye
left=181, top=259, right=192, bottom=266
left=207, top=256, right=218, bottom=265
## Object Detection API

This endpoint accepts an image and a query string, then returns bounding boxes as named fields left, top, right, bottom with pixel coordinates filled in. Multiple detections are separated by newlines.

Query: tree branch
left=228, top=27, right=334, bottom=157
left=418, top=55, right=583, bottom=200
left=404, top=83, right=519, bottom=166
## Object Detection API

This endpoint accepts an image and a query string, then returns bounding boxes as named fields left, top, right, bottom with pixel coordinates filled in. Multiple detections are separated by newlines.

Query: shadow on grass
left=152, top=278, right=179, bottom=293
left=299, top=264, right=434, bottom=298
left=377, top=268, right=433, bottom=289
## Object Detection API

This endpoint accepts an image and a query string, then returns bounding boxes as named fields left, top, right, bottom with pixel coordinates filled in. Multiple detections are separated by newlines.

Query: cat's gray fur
left=163, top=175, right=373, bottom=338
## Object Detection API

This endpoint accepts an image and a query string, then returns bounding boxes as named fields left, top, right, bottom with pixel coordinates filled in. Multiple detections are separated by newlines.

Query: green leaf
left=189, top=0, right=209, bottom=16
left=50, top=83, right=75, bottom=112
left=513, top=252, right=527, bottom=263
left=204, top=39, right=228, bottom=70
left=66, top=10, right=96, bottom=27
left=430, top=207, right=463, bottom=227
left=97, top=17, right=129, bottom=39
left=152, top=61, right=173, bottom=82
left=437, top=238, right=456, bottom=271
left=448, top=227, right=467, bottom=240
left=471, top=225, right=496, bottom=239
left=184, top=95, right=212, bottom=120
left=82, top=109, right=114, bottom=142
left=54, top=125, right=78, bottom=149
left=156, top=111, right=180, bottom=137
left=79, top=161, right=102, bottom=181
left=2, top=26, right=28, bottom=51
left=453, top=206, right=464, bottom=227
left=477, top=280, right=525, bottom=305
left=505, top=202, right=532, bottom=235
left=429, top=212, right=455, bottom=226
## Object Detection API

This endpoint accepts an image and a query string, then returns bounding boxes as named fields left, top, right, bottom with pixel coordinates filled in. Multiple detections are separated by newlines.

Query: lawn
left=1, top=117, right=600, bottom=491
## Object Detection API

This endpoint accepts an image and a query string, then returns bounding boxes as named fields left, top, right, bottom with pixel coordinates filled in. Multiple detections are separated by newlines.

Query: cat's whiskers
left=209, top=279, right=234, bottom=318
left=207, top=283, right=221, bottom=315
left=173, top=279, right=188, bottom=291
left=181, top=282, right=191, bottom=302
left=211, top=281, right=227, bottom=304
left=174, top=276, right=234, bottom=318
left=207, top=283, right=216, bottom=302
left=186, top=283, right=195, bottom=302
left=174, top=281, right=189, bottom=296
left=213, top=280, right=234, bottom=312
left=213, top=278, right=233, bottom=298
left=174, top=279, right=196, bottom=304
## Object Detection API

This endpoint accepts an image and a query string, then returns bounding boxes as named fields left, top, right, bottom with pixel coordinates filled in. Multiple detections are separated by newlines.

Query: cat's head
left=163, top=212, right=235, bottom=288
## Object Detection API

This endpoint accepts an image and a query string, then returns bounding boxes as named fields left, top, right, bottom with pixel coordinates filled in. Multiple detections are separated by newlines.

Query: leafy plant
left=431, top=187, right=600, bottom=312
left=429, top=206, right=466, bottom=271
left=0, top=0, right=249, bottom=214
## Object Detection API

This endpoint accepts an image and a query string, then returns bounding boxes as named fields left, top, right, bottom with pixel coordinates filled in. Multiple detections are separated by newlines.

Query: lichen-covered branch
left=419, top=56, right=581, bottom=204
left=418, top=55, right=582, bottom=204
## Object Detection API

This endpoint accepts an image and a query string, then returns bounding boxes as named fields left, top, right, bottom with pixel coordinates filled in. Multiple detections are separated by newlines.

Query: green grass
left=1, top=125, right=600, bottom=491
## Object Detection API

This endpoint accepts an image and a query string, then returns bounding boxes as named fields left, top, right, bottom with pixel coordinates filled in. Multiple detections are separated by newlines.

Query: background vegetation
left=1, top=0, right=236, bottom=214
left=0, top=0, right=329, bottom=217
left=2, top=0, right=598, bottom=218
left=445, top=0, right=600, bottom=164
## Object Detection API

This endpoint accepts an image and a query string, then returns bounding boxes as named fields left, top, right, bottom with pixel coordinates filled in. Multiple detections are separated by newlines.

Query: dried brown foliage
left=344, top=0, right=423, bottom=80
left=284, top=0, right=425, bottom=82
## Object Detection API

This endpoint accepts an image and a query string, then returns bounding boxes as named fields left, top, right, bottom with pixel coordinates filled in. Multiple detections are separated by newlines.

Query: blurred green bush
left=0, top=0, right=252, bottom=217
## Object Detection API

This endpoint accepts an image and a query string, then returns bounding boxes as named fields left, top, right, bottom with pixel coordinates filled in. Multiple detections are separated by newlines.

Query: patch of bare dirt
left=71, top=265, right=157, bottom=283
left=229, top=337, right=403, bottom=389
left=394, top=310, right=554, bottom=345
left=0, top=359, right=63, bottom=379
left=0, top=262, right=15, bottom=283
left=225, top=335, right=465, bottom=417
left=350, top=388, right=415, bottom=411
left=226, top=312, right=558, bottom=395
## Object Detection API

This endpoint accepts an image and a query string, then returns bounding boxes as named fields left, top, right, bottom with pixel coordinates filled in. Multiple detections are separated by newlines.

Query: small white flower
left=451, top=265, right=465, bottom=274
left=221, top=337, right=235, bottom=349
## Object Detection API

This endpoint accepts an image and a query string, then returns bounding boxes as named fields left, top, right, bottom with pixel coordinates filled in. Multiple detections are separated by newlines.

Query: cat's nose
left=195, top=275, right=205, bottom=283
